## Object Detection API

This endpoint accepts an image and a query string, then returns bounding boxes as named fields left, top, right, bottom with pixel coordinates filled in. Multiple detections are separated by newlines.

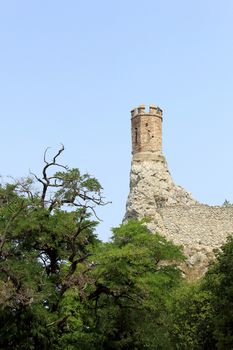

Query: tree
left=169, top=282, right=214, bottom=350
left=170, top=236, right=233, bottom=350
left=202, top=236, right=233, bottom=349
left=0, top=145, right=106, bottom=349
left=85, top=220, right=185, bottom=349
left=0, top=146, right=195, bottom=350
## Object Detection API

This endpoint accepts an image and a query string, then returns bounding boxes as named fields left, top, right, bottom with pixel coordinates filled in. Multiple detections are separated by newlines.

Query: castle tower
left=131, top=104, right=163, bottom=160
left=125, top=103, right=233, bottom=279
left=126, top=103, right=196, bottom=212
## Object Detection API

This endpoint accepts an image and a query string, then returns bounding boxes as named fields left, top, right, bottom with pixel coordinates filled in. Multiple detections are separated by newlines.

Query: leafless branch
left=33, top=145, right=66, bottom=206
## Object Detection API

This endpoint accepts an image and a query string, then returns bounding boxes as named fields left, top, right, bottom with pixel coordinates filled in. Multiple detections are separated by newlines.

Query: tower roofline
left=131, top=104, right=163, bottom=118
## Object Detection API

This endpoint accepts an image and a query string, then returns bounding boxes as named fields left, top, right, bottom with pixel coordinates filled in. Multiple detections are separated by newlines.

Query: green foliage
left=54, top=168, right=102, bottom=204
left=169, top=283, right=214, bottom=350
left=169, top=236, right=233, bottom=350
left=0, top=146, right=105, bottom=349
left=0, top=304, right=55, bottom=350
left=222, top=199, right=232, bottom=206
left=85, top=220, right=185, bottom=349
left=5, top=146, right=233, bottom=349
left=202, top=236, right=233, bottom=349
left=0, top=164, right=188, bottom=350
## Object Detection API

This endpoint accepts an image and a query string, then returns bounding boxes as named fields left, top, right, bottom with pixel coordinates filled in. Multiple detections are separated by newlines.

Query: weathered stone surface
left=125, top=154, right=197, bottom=221
left=124, top=104, right=233, bottom=279
left=125, top=156, right=233, bottom=278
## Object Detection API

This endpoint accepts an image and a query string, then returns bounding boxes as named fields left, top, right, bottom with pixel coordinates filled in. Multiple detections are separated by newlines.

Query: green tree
left=170, top=236, right=233, bottom=350
left=169, top=282, right=214, bottom=350
left=0, top=145, right=106, bottom=349
left=85, top=220, right=185, bottom=349
left=202, top=236, right=233, bottom=349
left=0, top=146, right=199, bottom=350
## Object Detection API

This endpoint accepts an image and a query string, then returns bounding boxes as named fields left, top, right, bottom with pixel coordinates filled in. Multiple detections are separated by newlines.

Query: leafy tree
left=169, top=282, right=214, bottom=350
left=170, top=236, right=233, bottom=350
left=85, top=220, right=185, bottom=349
left=0, top=145, right=106, bottom=349
left=202, top=236, right=233, bottom=349
left=0, top=146, right=199, bottom=350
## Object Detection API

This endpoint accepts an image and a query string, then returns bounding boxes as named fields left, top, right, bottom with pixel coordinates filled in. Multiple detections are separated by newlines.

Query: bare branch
left=46, top=315, right=69, bottom=328
left=43, top=147, right=51, bottom=165
left=29, top=145, right=109, bottom=219
left=52, top=143, right=65, bottom=164
left=38, top=145, right=66, bottom=206
left=30, top=171, right=45, bottom=185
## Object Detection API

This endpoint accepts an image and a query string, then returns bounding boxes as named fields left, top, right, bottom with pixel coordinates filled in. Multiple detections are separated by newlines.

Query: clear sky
left=1, top=0, right=233, bottom=240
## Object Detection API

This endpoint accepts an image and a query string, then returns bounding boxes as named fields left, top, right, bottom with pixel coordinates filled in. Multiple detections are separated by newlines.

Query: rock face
left=124, top=104, right=233, bottom=279
left=125, top=153, right=197, bottom=223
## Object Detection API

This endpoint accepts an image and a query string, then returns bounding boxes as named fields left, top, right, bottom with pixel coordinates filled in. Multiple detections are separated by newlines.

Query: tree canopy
left=1, top=146, right=233, bottom=350
left=0, top=145, right=106, bottom=349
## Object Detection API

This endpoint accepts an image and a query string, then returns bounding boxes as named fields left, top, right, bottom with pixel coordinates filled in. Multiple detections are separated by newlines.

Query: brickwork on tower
left=131, top=104, right=163, bottom=155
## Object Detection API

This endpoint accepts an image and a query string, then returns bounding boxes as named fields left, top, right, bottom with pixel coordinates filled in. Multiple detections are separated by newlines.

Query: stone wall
left=125, top=104, right=233, bottom=279
left=158, top=205, right=233, bottom=248
left=125, top=156, right=233, bottom=278
left=157, top=205, right=233, bottom=278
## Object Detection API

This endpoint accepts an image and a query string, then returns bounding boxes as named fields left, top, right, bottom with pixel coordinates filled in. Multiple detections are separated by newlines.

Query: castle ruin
left=125, top=104, right=233, bottom=279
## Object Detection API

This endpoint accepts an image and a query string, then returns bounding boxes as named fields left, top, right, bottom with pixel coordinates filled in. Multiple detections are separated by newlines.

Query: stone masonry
left=124, top=104, right=233, bottom=279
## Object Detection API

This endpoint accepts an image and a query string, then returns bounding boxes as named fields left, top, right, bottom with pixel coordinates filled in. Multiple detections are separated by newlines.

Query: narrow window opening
left=147, top=129, right=151, bottom=142
left=135, top=128, right=138, bottom=144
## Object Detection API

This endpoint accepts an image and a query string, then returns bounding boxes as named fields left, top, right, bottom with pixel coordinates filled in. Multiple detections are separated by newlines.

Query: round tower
left=131, top=104, right=163, bottom=158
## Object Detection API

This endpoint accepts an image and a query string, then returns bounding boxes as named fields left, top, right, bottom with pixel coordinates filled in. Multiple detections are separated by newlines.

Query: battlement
left=131, top=104, right=163, bottom=118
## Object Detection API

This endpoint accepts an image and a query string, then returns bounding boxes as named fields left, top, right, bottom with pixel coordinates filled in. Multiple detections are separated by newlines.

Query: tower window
left=147, top=129, right=151, bottom=141
left=135, top=128, right=138, bottom=144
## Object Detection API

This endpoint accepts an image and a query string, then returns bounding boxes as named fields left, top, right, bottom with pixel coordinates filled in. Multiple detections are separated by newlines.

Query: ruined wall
left=125, top=156, right=233, bottom=278
left=158, top=205, right=233, bottom=248
left=157, top=205, right=233, bottom=278
left=125, top=104, right=233, bottom=278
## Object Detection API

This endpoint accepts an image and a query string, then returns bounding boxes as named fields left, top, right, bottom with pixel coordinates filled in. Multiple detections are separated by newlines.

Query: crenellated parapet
left=131, top=104, right=163, bottom=118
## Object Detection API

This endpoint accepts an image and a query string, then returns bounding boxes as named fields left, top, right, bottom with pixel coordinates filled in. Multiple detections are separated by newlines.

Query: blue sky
left=1, top=0, right=233, bottom=240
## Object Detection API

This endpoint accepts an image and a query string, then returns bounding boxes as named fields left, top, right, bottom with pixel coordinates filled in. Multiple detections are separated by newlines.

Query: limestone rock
left=125, top=154, right=197, bottom=222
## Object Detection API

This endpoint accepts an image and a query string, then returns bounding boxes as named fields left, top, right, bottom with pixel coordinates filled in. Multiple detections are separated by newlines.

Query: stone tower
left=124, top=104, right=233, bottom=279
left=125, top=104, right=196, bottom=223
left=131, top=104, right=163, bottom=158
